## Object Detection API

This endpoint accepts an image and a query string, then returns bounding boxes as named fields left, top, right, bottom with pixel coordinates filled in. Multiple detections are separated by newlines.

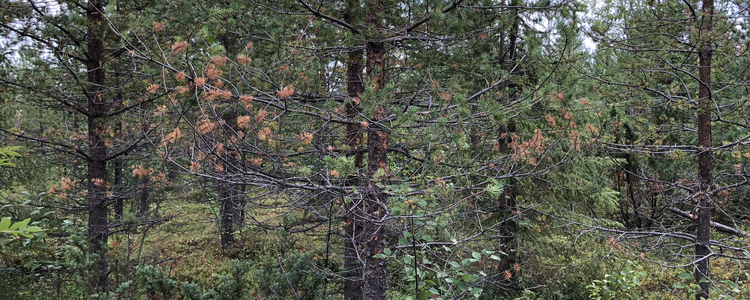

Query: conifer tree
left=588, top=0, right=750, bottom=297
left=1, top=0, right=173, bottom=294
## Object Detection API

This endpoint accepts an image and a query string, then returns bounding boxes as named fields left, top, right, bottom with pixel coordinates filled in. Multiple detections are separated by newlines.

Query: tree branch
left=296, top=0, right=361, bottom=34
left=670, top=207, right=748, bottom=237
left=442, top=0, right=465, bottom=13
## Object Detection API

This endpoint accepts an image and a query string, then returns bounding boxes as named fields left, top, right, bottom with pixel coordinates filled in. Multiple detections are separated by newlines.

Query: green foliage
left=586, top=260, right=644, bottom=300
left=0, top=146, right=20, bottom=167
left=0, top=217, right=44, bottom=239
left=252, top=229, right=326, bottom=300
left=104, top=260, right=250, bottom=300
left=3, top=0, right=750, bottom=299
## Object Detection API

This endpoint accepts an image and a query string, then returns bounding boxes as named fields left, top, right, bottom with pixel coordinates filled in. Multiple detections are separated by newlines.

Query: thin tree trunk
left=695, top=0, right=713, bottom=298
left=114, top=159, right=123, bottom=220
left=496, top=5, right=521, bottom=293
left=138, top=178, right=150, bottom=219
left=231, top=186, right=242, bottom=227
left=344, top=46, right=365, bottom=300
left=496, top=178, right=517, bottom=294
left=238, top=184, right=246, bottom=225
left=113, top=70, right=124, bottom=221
left=496, top=126, right=517, bottom=296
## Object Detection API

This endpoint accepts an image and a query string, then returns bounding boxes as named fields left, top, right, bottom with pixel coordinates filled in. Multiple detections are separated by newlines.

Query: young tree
left=1, top=0, right=172, bottom=294
left=588, top=0, right=750, bottom=297
left=100, top=0, right=580, bottom=298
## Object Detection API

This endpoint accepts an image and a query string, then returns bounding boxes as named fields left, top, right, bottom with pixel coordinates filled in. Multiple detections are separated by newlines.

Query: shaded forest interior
left=2, top=0, right=750, bottom=299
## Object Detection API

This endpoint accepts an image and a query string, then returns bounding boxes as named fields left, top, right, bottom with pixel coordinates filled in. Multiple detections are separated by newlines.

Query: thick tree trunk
left=86, top=0, right=110, bottom=295
left=219, top=183, right=237, bottom=248
left=342, top=2, right=366, bottom=298
left=218, top=162, right=239, bottom=249
left=87, top=147, right=109, bottom=295
left=219, top=113, right=242, bottom=248
left=364, top=105, right=388, bottom=300
left=695, top=0, right=713, bottom=298
left=363, top=0, right=388, bottom=297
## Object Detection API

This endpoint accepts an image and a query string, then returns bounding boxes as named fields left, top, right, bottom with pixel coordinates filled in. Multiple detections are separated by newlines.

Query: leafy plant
left=586, top=260, right=644, bottom=300
left=0, top=146, right=21, bottom=167
left=0, top=217, right=44, bottom=239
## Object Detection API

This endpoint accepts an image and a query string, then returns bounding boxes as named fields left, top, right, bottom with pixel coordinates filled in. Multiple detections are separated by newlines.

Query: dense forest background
left=1, top=0, right=750, bottom=299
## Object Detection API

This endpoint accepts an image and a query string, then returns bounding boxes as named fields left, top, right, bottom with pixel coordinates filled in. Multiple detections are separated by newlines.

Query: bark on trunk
left=364, top=106, right=388, bottom=300
left=695, top=0, right=713, bottom=298
left=113, top=71, right=124, bottom=220
left=87, top=148, right=109, bottom=295
left=363, top=1, right=388, bottom=297
left=342, top=2, right=366, bottom=298
left=86, top=0, right=110, bottom=295
left=496, top=9, right=521, bottom=293
left=343, top=209, right=363, bottom=300
left=220, top=39, right=245, bottom=243
left=219, top=113, right=242, bottom=249
left=496, top=181, right=516, bottom=294
left=114, top=158, right=123, bottom=220
left=344, top=45, right=365, bottom=300
left=138, top=178, right=150, bottom=219
left=219, top=183, right=238, bottom=248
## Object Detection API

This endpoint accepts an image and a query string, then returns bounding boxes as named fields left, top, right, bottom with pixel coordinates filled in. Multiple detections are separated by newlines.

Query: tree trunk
left=85, top=0, right=110, bottom=295
left=344, top=45, right=365, bottom=300
left=496, top=178, right=517, bottom=295
left=219, top=113, right=241, bottom=249
left=219, top=183, right=237, bottom=248
left=695, top=0, right=713, bottom=298
left=138, top=178, right=150, bottom=219
left=232, top=186, right=243, bottom=227
left=496, top=6, right=521, bottom=293
left=363, top=1, right=388, bottom=298
left=113, top=70, right=124, bottom=221
left=238, top=182, right=246, bottom=225
left=114, top=158, right=123, bottom=220
left=364, top=104, right=388, bottom=300
left=87, top=135, right=109, bottom=295
left=342, top=2, right=366, bottom=298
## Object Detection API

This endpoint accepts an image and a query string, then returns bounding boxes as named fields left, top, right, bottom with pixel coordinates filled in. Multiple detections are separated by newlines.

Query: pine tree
left=1, top=0, right=175, bottom=294
left=588, top=0, right=750, bottom=297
